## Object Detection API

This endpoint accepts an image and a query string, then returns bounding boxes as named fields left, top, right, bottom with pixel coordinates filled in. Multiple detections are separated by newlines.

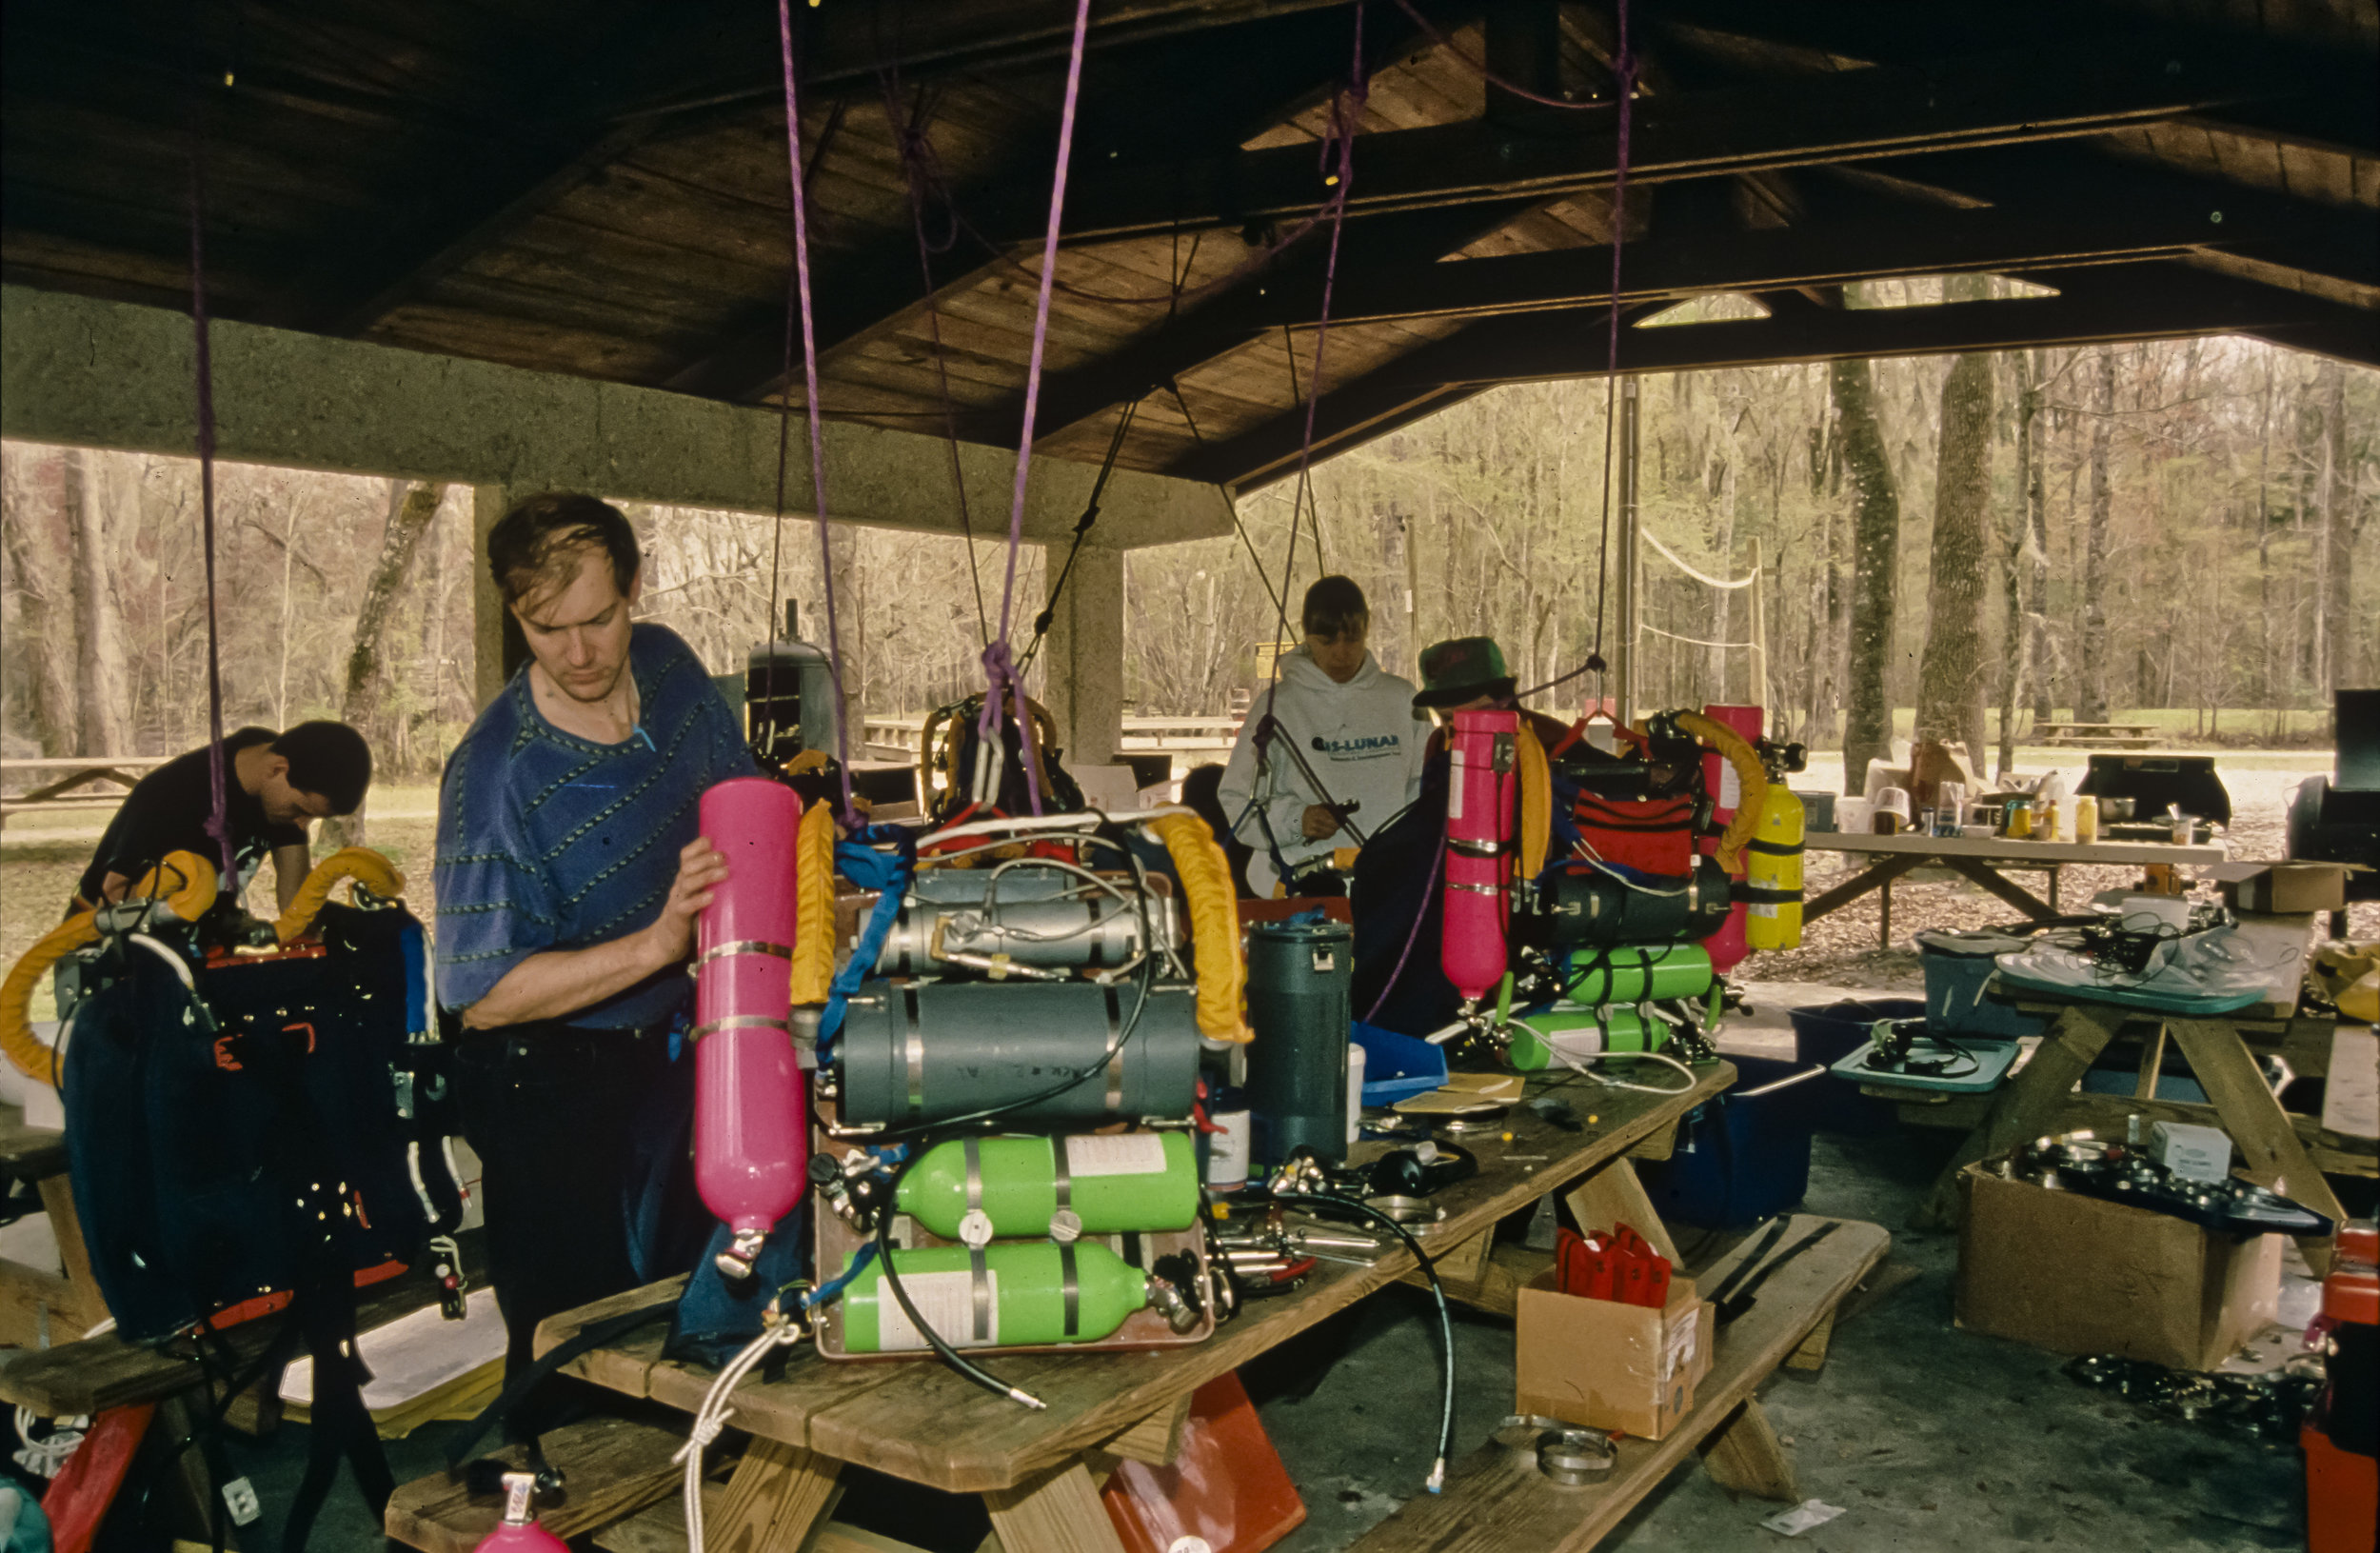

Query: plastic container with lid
left=1914, top=929, right=2049, bottom=1040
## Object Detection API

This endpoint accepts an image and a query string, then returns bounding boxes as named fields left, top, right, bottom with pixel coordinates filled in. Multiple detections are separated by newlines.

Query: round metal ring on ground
left=1537, top=1428, right=1615, bottom=1486
left=1367, top=1195, right=1447, bottom=1225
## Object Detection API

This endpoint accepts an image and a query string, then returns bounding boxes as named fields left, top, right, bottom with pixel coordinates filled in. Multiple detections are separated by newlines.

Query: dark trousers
left=453, top=1022, right=674, bottom=1435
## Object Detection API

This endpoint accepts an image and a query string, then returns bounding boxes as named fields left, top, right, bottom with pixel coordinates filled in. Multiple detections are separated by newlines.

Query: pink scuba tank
left=1441, top=709, right=1518, bottom=1005
left=474, top=1473, right=566, bottom=1553
left=693, top=776, right=809, bottom=1278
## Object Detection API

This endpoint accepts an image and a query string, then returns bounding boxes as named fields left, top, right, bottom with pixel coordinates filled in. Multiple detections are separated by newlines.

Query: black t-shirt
left=76, top=728, right=309, bottom=905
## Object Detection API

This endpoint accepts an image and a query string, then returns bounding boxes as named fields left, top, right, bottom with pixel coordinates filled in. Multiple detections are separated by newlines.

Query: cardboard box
left=2210, top=861, right=2350, bottom=914
left=1515, top=1272, right=1710, bottom=1440
left=2150, top=1121, right=2233, bottom=1185
left=1955, top=1165, right=2280, bottom=1370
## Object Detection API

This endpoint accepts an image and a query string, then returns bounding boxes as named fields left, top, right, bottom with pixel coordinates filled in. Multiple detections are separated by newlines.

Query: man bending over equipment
left=433, top=492, right=755, bottom=1413
left=71, top=721, right=370, bottom=914
left=1219, top=576, right=1428, bottom=897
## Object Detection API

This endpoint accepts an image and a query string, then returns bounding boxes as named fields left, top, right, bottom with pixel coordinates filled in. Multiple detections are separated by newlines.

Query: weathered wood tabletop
left=535, top=1060, right=1735, bottom=1497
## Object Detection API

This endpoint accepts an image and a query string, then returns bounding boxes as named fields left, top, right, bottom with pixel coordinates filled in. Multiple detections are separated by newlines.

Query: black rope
left=1016, top=397, right=1140, bottom=675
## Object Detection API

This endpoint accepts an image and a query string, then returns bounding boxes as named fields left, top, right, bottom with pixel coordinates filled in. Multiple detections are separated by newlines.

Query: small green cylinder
left=1559, top=943, right=1714, bottom=1005
left=896, top=1132, right=1200, bottom=1241
left=839, top=1241, right=1150, bottom=1351
left=1509, top=1005, right=1661, bottom=1071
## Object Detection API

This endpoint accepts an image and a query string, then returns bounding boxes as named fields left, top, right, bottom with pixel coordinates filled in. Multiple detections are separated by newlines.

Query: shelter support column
left=471, top=483, right=528, bottom=707
left=1041, top=543, right=1124, bottom=772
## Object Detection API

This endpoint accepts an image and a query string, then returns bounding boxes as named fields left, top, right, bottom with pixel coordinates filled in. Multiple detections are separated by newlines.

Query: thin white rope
left=1637, top=624, right=1758, bottom=650
left=1640, top=528, right=1760, bottom=589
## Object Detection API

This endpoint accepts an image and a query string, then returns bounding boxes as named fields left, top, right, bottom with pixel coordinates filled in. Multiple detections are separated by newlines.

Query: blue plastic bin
left=1637, top=1060, right=1820, bottom=1227
left=1351, top=1022, right=1448, bottom=1107
left=1789, top=999, right=1924, bottom=1134
left=1915, top=930, right=2047, bottom=1040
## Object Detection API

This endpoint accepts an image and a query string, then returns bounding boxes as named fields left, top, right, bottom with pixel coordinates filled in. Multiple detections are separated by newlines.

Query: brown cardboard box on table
left=1954, top=1164, right=2281, bottom=1370
left=1516, top=1273, right=1712, bottom=1440
left=2208, top=860, right=2352, bottom=915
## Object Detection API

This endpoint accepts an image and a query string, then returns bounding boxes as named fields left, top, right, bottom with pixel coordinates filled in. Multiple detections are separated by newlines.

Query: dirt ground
left=4, top=757, right=2374, bottom=1022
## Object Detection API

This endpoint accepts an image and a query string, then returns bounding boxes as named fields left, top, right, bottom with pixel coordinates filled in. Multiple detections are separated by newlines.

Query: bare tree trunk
left=2026, top=350, right=2053, bottom=725
left=3, top=451, right=80, bottom=754
left=322, top=481, right=445, bottom=849
left=1915, top=322, right=1995, bottom=761
left=1835, top=357, right=1900, bottom=794
left=2077, top=347, right=2115, bottom=723
left=1997, top=352, right=2035, bottom=778
left=68, top=450, right=131, bottom=756
left=2315, top=361, right=2358, bottom=712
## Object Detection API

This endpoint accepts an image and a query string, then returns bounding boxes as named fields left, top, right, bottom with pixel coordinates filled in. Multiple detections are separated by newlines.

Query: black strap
left=443, top=1304, right=677, bottom=1470
left=1745, top=836, right=1805, bottom=857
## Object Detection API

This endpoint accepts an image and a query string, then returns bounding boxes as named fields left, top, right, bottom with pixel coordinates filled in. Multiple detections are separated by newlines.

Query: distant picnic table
left=2032, top=721, right=2158, bottom=748
left=0, top=756, right=169, bottom=829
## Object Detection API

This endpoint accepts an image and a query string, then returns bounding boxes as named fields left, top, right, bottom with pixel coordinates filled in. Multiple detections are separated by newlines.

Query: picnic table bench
left=2032, top=722, right=2158, bottom=748
left=380, top=1061, right=1893, bottom=1553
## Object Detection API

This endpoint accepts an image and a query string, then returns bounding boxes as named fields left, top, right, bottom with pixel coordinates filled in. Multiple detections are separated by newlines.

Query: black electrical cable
left=1289, top=1192, right=1456, bottom=1492
left=868, top=1141, right=1046, bottom=1409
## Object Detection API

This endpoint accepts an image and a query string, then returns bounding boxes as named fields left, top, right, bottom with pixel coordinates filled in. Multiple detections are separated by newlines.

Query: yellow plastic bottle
left=1744, top=785, right=1805, bottom=950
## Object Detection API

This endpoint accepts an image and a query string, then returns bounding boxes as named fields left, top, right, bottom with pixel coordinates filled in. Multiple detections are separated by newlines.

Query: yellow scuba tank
left=1743, top=785, right=1805, bottom=951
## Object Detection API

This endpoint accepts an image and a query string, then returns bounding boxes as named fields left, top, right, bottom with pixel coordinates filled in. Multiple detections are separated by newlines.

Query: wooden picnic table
left=1803, top=830, right=2227, bottom=946
left=1908, top=983, right=2364, bottom=1273
left=2032, top=722, right=2158, bottom=748
left=515, top=1062, right=1891, bottom=1553
left=0, top=755, right=169, bottom=828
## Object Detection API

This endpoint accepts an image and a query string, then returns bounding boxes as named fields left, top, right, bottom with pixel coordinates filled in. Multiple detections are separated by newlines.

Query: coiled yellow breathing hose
left=2, top=850, right=221, bottom=1083
left=1674, top=711, right=1769, bottom=875
left=1143, top=812, right=1251, bottom=1045
left=1516, top=723, right=1553, bottom=881
left=271, top=847, right=406, bottom=944
left=790, top=800, right=837, bottom=1005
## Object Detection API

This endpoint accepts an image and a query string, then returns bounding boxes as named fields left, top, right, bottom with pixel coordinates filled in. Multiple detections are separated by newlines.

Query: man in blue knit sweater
left=434, top=492, right=753, bottom=1414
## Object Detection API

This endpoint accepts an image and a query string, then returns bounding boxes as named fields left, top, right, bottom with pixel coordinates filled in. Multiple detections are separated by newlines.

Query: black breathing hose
left=1292, top=1191, right=1457, bottom=1493
left=869, top=1144, right=1046, bottom=1409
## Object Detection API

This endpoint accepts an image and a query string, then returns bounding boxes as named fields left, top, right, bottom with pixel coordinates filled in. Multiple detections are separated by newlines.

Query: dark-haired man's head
left=487, top=493, right=643, bottom=706
left=261, top=721, right=371, bottom=824
left=1300, top=575, right=1371, bottom=685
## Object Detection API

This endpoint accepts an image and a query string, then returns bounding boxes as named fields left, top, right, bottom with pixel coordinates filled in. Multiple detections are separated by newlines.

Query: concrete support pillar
left=471, top=483, right=521, bottom=708
left=1041, top=544, right=1125, bottom=770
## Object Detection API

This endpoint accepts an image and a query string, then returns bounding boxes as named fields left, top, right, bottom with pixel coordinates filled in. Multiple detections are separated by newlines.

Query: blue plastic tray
left=1351, top=1022, right=1449, bottom=1107
left=1828, top=1036, right=2020, bottom=1094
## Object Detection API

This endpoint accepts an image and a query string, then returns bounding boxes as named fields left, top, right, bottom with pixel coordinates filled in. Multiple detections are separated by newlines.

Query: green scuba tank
left=1559, top=944, right=1714, bottom=1005
left=896, top=1133, right=1200, bottom=1243
left=839, top=1241, right=1164, bottom=1351
left=1509, top=1004, right=1664, bottom=1072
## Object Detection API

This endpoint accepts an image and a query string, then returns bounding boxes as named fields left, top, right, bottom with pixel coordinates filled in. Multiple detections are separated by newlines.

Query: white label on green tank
left=875, top=1269, right=998, bottom=1350
left=1065, top=1132, right=1168, bottom=1177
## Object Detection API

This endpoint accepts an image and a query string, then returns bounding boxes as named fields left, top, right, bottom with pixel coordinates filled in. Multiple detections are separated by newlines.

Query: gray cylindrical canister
left=1244, top=920, right=1353, bottom=1165
left=835, top=980, right=1201, bottom=1126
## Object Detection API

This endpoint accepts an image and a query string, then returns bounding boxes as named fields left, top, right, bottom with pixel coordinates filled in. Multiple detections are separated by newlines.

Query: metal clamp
left=694, top=939, right=795, bottom=968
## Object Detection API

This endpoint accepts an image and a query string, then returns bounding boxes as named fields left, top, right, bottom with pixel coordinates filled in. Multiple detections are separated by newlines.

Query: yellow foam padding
left=1674, top=711, right=1767, bottom=875
left=790, top=800, right=837, bottom=1005
left=1144, top=812, right=1252, bottom=1044
left=1516, top=723, right=1553, bottom=881
left=3, top=850, right=219, bottom=1084
left=273, top=848, right=406, bottom=944
left=782, top=748, right=831, bottom=778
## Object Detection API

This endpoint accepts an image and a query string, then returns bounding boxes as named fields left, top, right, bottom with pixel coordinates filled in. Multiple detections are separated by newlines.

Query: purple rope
left=1364, top=833, right=1443, bottom=1024
left=976, top=0, right=1095, bottom=816
left=188, top=86, right=233, bottom=886
left=777, top=0, right=857, bottom=822
left=1586, top=1, right=1636, bottom=669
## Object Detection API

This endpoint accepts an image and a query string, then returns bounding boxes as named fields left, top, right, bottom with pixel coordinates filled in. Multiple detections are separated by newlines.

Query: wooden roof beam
left=1038, top=47, right=2257, bottom=242
left=1180, top=263, right=2366, bottom=488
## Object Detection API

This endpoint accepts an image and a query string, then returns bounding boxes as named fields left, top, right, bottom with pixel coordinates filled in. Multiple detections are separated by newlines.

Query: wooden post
left=472, top=483, right=512, bottom=708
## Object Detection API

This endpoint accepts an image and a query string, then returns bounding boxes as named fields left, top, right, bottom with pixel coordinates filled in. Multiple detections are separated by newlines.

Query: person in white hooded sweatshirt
left=1219, top=576, right=1430, bottom=896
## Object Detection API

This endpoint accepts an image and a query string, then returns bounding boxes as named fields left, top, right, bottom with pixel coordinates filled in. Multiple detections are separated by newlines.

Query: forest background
left=3, top=311, right=2373, bottom=802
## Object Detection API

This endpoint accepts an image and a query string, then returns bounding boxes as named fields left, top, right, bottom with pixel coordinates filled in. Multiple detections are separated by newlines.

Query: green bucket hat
left=1414, top=636, right=1517, bottom=709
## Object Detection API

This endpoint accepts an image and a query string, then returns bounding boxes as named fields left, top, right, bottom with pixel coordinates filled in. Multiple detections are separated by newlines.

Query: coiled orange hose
left=2, top=850, right=220, bottom=1083
left=271, top=847, right=406, bottom=944
left=1674, top=711, right=1768, bottom=874
left=790, top=800, right=837, bottom=1005
left=1143, top=812, right=1251, bottom=1044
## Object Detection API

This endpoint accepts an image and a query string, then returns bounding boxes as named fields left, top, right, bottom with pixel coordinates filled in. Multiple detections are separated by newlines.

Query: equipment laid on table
left=1995, top=1131, right=2335, bottom=1239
